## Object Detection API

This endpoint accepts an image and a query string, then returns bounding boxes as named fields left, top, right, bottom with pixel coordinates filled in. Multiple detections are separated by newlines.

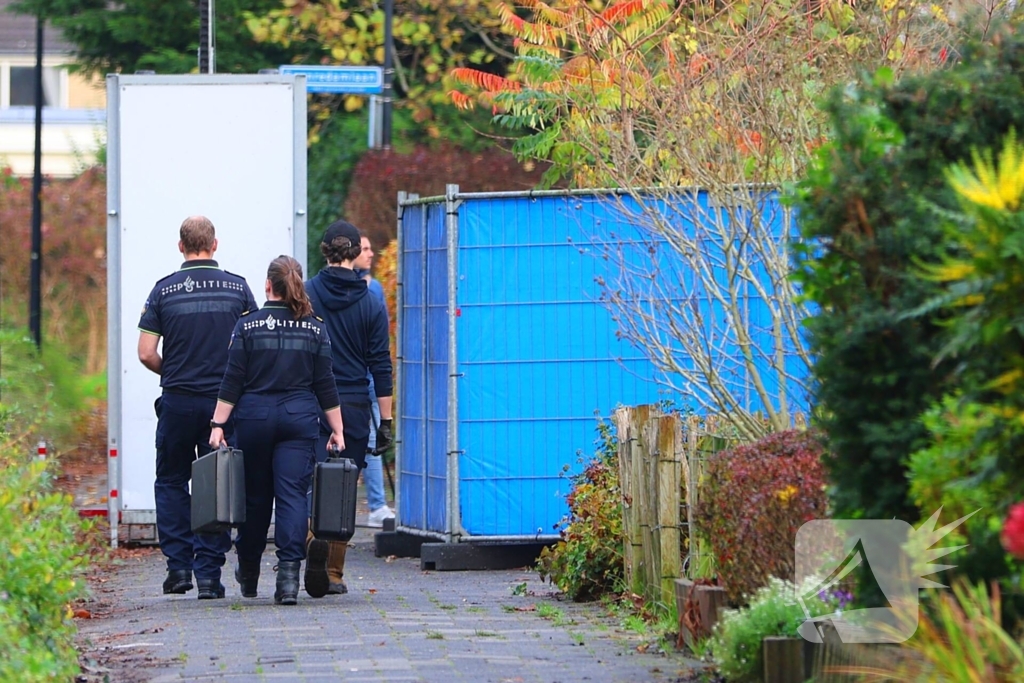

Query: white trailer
left=105, top=74, right=307, bottom=546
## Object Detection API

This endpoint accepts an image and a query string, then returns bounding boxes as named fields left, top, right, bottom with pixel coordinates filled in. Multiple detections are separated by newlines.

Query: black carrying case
left=191, top=446, right=246, bottom=534
left=311, top=456, right=359, bottom=542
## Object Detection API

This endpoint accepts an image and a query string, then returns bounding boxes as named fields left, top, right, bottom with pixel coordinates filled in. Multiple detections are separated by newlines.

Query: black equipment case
left=311, top=454, right=359, bottom=542
left=191, top=446, right=246, bottom=534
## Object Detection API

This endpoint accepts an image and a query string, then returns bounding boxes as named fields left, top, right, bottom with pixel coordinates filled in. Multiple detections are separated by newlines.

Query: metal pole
left=420, top=199, right=428, bottom=532
left=382, top=0, right=394, bottom=149
left=444, top=184, right=460, bottom=542
left=198, top=0, right=215, bottom=74
left=105, top=74, right=123, bottom=548
left=395, top=191, right=408, bottom=526
left=29, top=14, right=43, bottom=350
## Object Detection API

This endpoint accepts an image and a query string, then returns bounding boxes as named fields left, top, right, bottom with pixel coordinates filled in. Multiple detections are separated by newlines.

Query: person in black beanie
left=302, top=219, right=393, bottom=597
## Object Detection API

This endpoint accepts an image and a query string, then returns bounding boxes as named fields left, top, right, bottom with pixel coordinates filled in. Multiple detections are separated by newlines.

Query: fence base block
left=420, top=542, right=552, bottom=571
left=374, top=530, right=431, bottom=558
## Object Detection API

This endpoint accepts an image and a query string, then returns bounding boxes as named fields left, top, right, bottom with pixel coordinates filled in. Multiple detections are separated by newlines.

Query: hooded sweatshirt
left=305, top=266, right=393, bottom=398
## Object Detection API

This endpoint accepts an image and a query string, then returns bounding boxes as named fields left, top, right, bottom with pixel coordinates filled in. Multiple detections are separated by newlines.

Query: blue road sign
left=279, top=65, right=383, bottom=95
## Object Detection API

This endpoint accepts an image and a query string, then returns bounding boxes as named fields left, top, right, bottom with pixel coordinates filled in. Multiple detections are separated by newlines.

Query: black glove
left=374, top=419, right=393, bottom=455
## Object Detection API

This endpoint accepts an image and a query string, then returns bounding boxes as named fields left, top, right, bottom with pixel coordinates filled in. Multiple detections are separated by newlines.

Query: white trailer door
left=106, top=74, right=307, bottom=541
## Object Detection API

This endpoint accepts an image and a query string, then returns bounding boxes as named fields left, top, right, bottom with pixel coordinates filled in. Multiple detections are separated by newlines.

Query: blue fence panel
left=398, top=203, right=427, bottom=530
left=424, top=202, right=449, bottom=534
left=456, top=195, right=673, bottom=537
left=399, top=189, right=809, bottom=539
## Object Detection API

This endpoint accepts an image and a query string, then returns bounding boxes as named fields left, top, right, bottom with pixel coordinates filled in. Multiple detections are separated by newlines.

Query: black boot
left=275, top=561, right=301, bottom=605
left=235, top=561, right=260, bottom=598
left=196, top=578, right=225, bottom=600
left=304, top=538, right=329, bottom=599
left=162, top=569, right=193, bottom=595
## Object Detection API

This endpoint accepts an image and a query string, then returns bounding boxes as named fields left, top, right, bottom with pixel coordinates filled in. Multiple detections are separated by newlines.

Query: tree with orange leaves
left=446, top=0, right=982, bottom=435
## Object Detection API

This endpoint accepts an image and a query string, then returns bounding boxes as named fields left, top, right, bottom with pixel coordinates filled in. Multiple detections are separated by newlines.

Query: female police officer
left=208, top=255, right=345, bottom=605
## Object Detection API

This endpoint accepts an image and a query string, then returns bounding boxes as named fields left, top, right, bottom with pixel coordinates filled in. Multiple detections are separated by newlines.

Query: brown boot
left=326, top=541, right=348, bottom=595
left=304, top=530, right=330, bottom=599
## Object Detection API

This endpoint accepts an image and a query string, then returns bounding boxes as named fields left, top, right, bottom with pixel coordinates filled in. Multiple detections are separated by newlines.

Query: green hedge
left=1, top=330, right=94, bottom=681
left=0, top=459, right=92, bottom=681
left=791, top=20, right=1024, bottom=523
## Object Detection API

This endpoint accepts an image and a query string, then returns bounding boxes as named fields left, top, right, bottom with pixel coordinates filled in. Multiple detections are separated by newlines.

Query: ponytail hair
left=267, top=255, right=313, bottom=319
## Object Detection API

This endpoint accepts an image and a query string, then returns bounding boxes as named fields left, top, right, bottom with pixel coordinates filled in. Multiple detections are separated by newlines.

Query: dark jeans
left=232, top=391, right=319, bottom=563
left=154, top=392, right=232, bottom=580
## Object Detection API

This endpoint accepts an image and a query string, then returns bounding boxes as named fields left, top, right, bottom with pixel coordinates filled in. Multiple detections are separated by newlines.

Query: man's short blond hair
left=180, top=216, right=216, bottom=254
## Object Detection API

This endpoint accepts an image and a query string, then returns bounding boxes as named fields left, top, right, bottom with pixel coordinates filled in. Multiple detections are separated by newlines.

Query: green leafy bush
left=0, top=461, right=92, bottom=681
left=0, top=330, right=96, bottom=680
left=0, top=331, right=101, bottom=450
left=901, top=132, right=1024, bottom=611
left=537, top=422, right=624, bottom=601
left=0, top=404, right=93, bottom=681
left=791, top=19, right=1024, bottom=527
left=909, top=395, right=1007, bottom=525
left=710, top=577, right=841, bottom=683
left=695, top=430, right=829, bottom=606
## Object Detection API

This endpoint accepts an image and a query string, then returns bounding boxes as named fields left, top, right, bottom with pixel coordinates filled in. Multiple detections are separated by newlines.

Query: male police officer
left=138, top=216, right=258, bottom=599
left=303, top=219, right=393, bottom=598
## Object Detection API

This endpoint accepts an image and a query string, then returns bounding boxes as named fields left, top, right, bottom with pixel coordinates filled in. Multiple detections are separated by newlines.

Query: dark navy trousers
left=308, top=395, right=371, bottom=516
left=233, top=391, right=319, bottom=563
left=154, top=392, right=232, bottom=580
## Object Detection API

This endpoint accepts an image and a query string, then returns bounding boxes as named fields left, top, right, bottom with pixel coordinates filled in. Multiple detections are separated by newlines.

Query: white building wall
left=0, top=107, right=105, bottom=177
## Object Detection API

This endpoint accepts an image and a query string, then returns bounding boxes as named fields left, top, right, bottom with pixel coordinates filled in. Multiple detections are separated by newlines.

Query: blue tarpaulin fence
left=395, top=187, right=808, bottom=542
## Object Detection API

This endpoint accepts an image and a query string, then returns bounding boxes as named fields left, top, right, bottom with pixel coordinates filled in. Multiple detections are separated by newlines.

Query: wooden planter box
left=675, top=578, right=728, bottom=649
left=762, top=637, right=809, bottom=683
left=763, top=629, right=884, bottom=683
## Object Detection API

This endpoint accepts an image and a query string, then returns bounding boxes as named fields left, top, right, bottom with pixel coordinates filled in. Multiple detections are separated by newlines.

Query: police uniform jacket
left=139, top=259, right=258, bottom=396
left=217, top=302, right=340, bottom=412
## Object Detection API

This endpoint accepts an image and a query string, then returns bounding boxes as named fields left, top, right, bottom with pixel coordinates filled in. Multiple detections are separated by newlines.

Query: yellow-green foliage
left=907, top=132, right=1024, bottom=597
left=0, top=332, right=94, bottom=681
left=0, top=456, right=92, bottom=681
left=246, top=0, right=508, bottom=125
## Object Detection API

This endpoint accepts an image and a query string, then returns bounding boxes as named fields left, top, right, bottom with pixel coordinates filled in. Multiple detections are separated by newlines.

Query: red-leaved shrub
left=343, top=145, right=552, bottom=249
left=694, top=429, right=830, bottom=605
left=0, top=167, right=107, bottom=373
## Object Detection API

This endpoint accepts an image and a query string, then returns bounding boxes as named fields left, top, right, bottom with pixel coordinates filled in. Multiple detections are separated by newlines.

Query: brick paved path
left=75, top=528, right=703, bottom=683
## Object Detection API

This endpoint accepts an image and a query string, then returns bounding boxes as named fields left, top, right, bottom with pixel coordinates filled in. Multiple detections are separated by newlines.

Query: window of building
left=9, top=65, right=60, bottom=106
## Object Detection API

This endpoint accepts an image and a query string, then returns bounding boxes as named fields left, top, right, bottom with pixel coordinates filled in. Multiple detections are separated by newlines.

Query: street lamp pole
left=199, top=0, right=215, bottom=74
left=382, top=0, right=394, bottom=149
left=29, top=13, right=44, bottom=350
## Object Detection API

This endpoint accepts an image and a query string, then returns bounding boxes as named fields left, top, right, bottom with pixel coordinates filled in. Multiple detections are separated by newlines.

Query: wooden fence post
left=640, top=410, right=659, bottom=602
left=615, top=406, right=641, bottom=594
left=656, top=413, right=682, bottom=609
